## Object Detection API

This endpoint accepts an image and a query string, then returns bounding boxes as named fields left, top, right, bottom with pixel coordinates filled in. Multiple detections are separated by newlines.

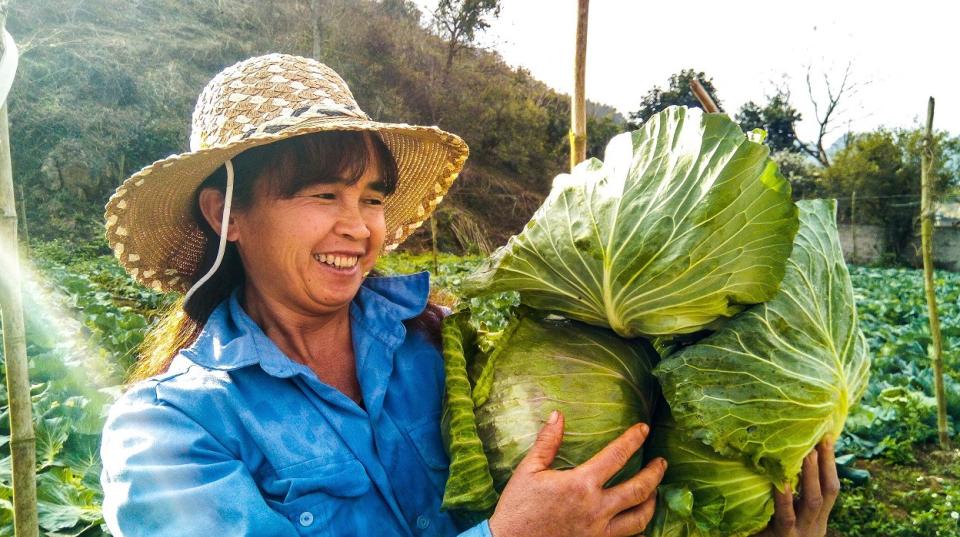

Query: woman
left=100, top=54, right=839, bottom=537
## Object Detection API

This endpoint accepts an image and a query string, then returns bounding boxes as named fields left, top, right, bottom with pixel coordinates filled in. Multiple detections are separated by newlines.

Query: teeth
left=314, top=254, right=359, bottom=268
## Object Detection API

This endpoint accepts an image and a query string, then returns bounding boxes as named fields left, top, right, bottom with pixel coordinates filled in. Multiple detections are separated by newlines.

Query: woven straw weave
left=104, top=53, right=468, bottom=294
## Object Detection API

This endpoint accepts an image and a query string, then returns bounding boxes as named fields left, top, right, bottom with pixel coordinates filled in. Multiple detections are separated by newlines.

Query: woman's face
left=227, top=143, right=388, bottom=316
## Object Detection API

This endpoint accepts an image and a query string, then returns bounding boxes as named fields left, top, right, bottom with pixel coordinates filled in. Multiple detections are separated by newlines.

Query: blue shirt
left=100, top=272, right=492, bottom=537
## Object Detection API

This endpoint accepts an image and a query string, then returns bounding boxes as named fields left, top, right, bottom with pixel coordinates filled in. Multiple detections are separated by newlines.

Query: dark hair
left=130, top=130, right=444, bottom=382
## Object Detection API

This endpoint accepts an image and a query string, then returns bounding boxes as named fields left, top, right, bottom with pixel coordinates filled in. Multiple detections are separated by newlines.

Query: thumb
left=518, top=410, right=564, bottom=472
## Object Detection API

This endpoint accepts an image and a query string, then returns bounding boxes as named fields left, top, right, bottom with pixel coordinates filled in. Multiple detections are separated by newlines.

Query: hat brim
left=104, top=117, right=468, bottom=293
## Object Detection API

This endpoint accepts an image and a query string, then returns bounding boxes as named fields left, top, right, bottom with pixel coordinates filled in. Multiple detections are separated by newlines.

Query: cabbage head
left=646, top=407, right=774, bottom=537
left=650, top=199, right=871, bottom=536
left=463, top=106, right=798, bottom=338
left=441, top=310, right=660, bottom=512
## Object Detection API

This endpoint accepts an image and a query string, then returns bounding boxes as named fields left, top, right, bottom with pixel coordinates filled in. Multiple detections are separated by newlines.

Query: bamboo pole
left=919, top=97, right=949, bottom=449
left=431, top=214, right=439, bottom=275
left=0, top=8, right=39, bottom=534
left=569, top=0, right=588, bottom=171
left=850, top=190, right=857, bottom=263
left=690, top=79, right=720, bottom=113
left=0, top=107, right=37, bottom=537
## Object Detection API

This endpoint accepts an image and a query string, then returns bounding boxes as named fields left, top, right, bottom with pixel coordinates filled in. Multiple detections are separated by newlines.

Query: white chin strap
left=183, top=159, right=235, bottom=308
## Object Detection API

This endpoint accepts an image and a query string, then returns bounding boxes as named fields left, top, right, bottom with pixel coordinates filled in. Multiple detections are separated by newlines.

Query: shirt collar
left=180, top=271, right=431, bottom=375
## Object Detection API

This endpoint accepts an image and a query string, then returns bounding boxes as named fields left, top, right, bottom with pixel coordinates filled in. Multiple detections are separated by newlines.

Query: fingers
left=771, top=482, right=799, bottom=536
left=796, top=449, right=823, bottom=529
left=517, top=410, right=565, bottom=472
left=580, top=422, right=651, bottom=485
left=606, top=491, right=657, bottom=537
left=816, top=439, right=841, bottom=526
left=767, top=441, right=841, bottom=537
left=605, top=457, right=667, bottom=514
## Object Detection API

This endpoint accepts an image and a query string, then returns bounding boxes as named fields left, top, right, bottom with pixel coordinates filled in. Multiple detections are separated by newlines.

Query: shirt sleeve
left=100, top=381, right=300, bottom=537
left=458, top=520, right=493, bottom=537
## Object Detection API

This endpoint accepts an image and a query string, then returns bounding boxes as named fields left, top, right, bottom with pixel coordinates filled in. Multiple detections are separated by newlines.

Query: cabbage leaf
left=463, top=106, right=798, bottom=337
left=646, top=407, right=775, bottom=537
left=654, top=199, right=871, bottom=485
left=474, top=315, right=660, bottom=490
left=440, top=312, right=499, bottom=512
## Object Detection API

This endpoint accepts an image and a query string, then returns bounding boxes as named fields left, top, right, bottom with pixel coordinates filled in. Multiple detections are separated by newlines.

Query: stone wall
left=837, top=224, right=960, bottom=271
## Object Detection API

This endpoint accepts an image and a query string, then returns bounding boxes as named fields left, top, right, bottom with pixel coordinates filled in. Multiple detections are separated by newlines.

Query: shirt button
left=299, top=511, right=314, bottom=527
left=416, top=515, right=430, bottom=530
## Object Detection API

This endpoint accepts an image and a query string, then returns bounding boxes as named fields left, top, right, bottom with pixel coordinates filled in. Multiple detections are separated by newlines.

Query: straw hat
left=104, top=53, right=469, bottom=294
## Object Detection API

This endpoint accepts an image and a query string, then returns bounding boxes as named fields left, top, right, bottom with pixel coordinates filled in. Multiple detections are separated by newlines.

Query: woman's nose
left=333, top=202, right=371, bottom=240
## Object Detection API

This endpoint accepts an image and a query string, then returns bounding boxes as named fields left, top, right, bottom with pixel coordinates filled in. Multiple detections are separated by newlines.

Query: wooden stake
left=920, top=96, right=950, bottom=449
left=690, top=79, right=720, bottom=113
left=569, top=0, right=588, bottom=171
left=431, top=214, right=439, bottom=275
left=0, top=10, right=39, bottom=533
left=850, top=190, right=857, bottom=263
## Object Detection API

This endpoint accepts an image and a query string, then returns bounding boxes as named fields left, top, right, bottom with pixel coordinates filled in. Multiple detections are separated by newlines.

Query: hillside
left=6, top=0, right=626, bottom=252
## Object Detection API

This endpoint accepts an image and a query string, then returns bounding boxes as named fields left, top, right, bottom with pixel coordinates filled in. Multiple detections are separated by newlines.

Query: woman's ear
left=198, top=188, right=241, bottom=241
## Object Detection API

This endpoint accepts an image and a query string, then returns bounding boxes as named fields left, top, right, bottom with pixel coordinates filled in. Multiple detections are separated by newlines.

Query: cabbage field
left=0, top=242, right=958, bottom=536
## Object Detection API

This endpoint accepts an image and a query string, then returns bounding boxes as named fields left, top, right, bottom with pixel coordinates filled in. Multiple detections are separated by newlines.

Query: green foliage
left=29, top=239, right=174, bottom=372
left=735, top=90, right=804, bottom=153
left=627, top=69, right=721, bottom=127
left=770, top=150, right=821, bottom=200
left=375, top=251, right=519, bottom=335
left=376, top=251, right=483, bottom=294
left=829, top=455, right=960, bottom=537
left=0, top=239, right=174, bottom=535
left=433, top=0, right=502, bottom=73
left=819, top=128, right=960, bottom=261
left=838, top=266, right=960, bottom=462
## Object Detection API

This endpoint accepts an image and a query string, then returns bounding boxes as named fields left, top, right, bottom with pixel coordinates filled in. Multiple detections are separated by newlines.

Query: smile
left=313, top=253, right=360, bottom=269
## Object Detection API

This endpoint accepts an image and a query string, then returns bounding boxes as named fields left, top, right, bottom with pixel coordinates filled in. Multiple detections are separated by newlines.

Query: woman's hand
left=753, top=440, right=840, bottom=537
left=488, top=411, right=667, bottom=537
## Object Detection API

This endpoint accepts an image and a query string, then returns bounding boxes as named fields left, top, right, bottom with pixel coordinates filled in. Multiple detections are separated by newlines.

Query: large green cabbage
left=441, top=109, right=869, bottom=536
left=463, top=106, right=798, bottom=337
left=645, top=408, right=774, bottom=537
left=650, top=199, right=871, bottom=536
left=441, top=311, right=659, bottom=512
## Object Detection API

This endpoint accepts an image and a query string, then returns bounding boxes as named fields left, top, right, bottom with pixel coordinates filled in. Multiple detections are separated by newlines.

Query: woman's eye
left=365, top=198, right=385, bottom=206
left=310, top=193, right=337, bottom=200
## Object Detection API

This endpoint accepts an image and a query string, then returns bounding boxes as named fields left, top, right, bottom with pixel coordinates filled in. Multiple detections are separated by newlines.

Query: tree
left=736, top=90, right=804, bottom=153
left=736, top=101, right=763, bottom=134
left=433, top=0, right=501, bottom=77
left=795, top=63, right=859, bottom=167
left=770, top=150, right=820, bottom=200
left=819, top=128, right=959, bottom=261
left=380, top=0, right=421, bottom=20
left=627, top=69, right=721, bottom=128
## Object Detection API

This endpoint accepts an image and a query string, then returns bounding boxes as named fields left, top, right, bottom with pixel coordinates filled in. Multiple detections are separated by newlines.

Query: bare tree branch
left=796, top=62, right=857, bottom=168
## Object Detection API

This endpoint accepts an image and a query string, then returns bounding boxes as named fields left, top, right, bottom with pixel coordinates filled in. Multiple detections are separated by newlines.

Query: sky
left=415, top=0, right=958, bottom=146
